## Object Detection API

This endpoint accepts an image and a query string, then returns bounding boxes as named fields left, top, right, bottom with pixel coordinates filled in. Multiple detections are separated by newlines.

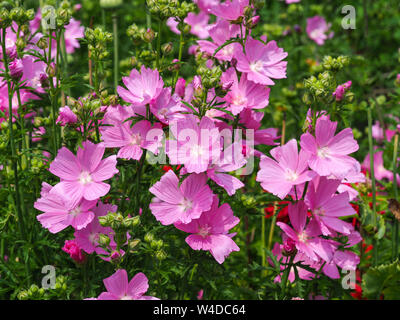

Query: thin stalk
left=156, top=19, right=162, bottom=70
left=392, top=134, right=399, bottom=261
left=261, top=211, right=266, bottom=276
left=1, top=28, right=26, bottom=241
left=173, top=31, right=184, bottom=88
left=112, top=11, right=119, bottom=93
left=367, top=107, right=378, bottom=266
left=280, top=254, right=295, bottom=299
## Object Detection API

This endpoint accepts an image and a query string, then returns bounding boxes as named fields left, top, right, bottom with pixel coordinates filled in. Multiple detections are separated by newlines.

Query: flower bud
left=9, top=58, right=23, bottom=80
left=143, top=28, right=155, bottom=43
left=98, top=233, right=111, bottom=247
left=100, top=0, right=123, bottom=8
left=144, top=233, right=155, bottom=243
left=162, top=42, right=173, bottom=55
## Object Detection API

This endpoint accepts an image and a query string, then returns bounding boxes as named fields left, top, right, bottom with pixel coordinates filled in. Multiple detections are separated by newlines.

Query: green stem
left=173, top=31, right=184, bottom=88
left=1, top=28, right=26, bottom=241
left=392, top=134, right=399, bottom=261
left=112, top=11, right=119, bottom=93
left=280, top=254, right=294, bottom=299
left=156, top=19, right=162, bottom=70
left=367, top=107, right=378, bottom=266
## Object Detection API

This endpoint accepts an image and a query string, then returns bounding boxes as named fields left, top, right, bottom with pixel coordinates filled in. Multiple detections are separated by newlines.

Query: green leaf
left=362, top=260, right=400, bottom=299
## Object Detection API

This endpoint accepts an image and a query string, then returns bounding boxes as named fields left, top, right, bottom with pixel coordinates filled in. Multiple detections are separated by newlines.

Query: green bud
left=155, top=249, right=167, bottom=261
left=162, top=42, right=173, bottom=56
left=144, top=233, right=155, bottom=243
left=98, top=233, right=111, bottom=247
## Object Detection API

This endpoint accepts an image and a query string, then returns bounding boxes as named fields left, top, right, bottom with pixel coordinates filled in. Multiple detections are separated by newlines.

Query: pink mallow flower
left=209, top=0, right=249, bottom=21
left=234, top=36, right=288, bottom=86
left=149, top=170, right=213, bottom=225
left=49, top=140, right=119, bottom=203
left=300, top=118, right=359, bottom=179
left=117, top=65, right=164, bottom=108
left=306, top=16, right=334, bottom=46
left=100, top=105, right=163, bottom=160
left=174, top=195, right=240, bottom=264
left=305, top=176, right=356, bottom=236
left=197, top=19, right=240, bottom=62
left=221, top=67, right=270, bottom=115
left=372, top=121, right=396, bottom=142
left=256, top=139, right=315, bottom=200
left=56, top=106, right=77, bottom=126
left=166, top=115, right=221, bottom=174
left=97, top=269, right=159, bottom=300
left=276, top=201, right=333, bottom=262
left=362, top=150, right=400, bottom=183
left=150, top=87, right=187, bottom=124
left=74, top=202, right=117, bottom=256
left=35, top=185, right=97, bottom=233
left=62, top=239, right=86, bottom=264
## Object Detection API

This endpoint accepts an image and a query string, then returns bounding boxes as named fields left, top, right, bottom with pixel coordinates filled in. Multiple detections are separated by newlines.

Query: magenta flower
left=35, top=187, right=97, bottom=233
left=234, top=37, right=288, bottom=86
left=300, top=118, right=360, bottom=179
left=209, top=0, right=249, bottom=21
left=276, top=201, right=333, bottom=262
left=117, top=66, right=164, bottom=108
left=221, top=67, right=270, bottom=115
left=372, top=121, right=396, bottom=142
left=362, top=150, right=399, bottom=183
left=62, top=239, right=86, bottom=264
left=322, top=250, right=359, bottom=279
left=50, top=18, right=84, bottom=56
left=184, top=12, right=211, bottom=39
left=97, top=269, right=159, bottom=300
left=333, top=81, right=352, bottom=101
left=49, top=141, right=119, bottom=203
left=306, top=16, right=334, bottom=46
left=305, top=176, right=356, bottom=236
left=74, top=202, right=117, bottom=255
left=9, top=58, right=23, bottom=80
left=149, top=87, right=186, bottom=124
left=100, top=105, right=163, bottom=160
left=56, top=106, right=78, bottom=126
left=20, top=56, right=47, bottom=93
left=256, top=139, right=315, bottom=200
left=166, top=115, right=221, bottom=174
left=149, top=170, right=213, bottom=225
left=197, top=20, right=240, bottom=62
left=175, top=78, right=186, bottom=98
left=174, top=195, right=240, bottom=264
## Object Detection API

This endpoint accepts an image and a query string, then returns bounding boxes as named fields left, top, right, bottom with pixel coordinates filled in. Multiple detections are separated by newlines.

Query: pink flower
left=234, top=37, right=288, bottom=86
left=322, top=250, right=359, bottom=279
left=197, top=289, right=204, bottom=300
left=49, top=140, right=119, bottom=203
left=9, top=58, right=23, bottom=80
left=56, top=106, right=77, bottom=126
left=362, top=150, right=399, bottom=183
left=35, top=186, right=97, bottom=233
left=276, top=201, right=333, bottom=262
left=149, top=170, right=213, bottom=225
left=74, top=202, right=117, bottom=255
left=20, top=55, right=47, bottom=93
left=166, top=115, right=221, bottom=173
left=197, top=20, right=240, bottom=62
left=174, top=195, right=240, bottom=264
left=372, top=121, right=396, bottom=142
left=333, top=81, right=352, bottom=101
left=97, top=269, right=159, bottom=300
left=305, top=176, right=355, bottom=236
left=62, top=239, right=86, bottom=263
left=256, top=139, right=315, bottom=200
left=175, top=78, right=186, bottom=98
left=209, top=0, right=249, bottom=21
left=306, top=16, right=334, bottom=46
left=56, top=18, right=85, bottom=55
left=100, top=105, right=163, bottom=160
left=300, top=118, right=359, bottom=179
left=150, top=87, right=186, bottom=124
left=184, top=12, right=211, bottom=39
left=117, top=66, right=164, bottom=108
left=221, top=67, right=270, bottom=115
